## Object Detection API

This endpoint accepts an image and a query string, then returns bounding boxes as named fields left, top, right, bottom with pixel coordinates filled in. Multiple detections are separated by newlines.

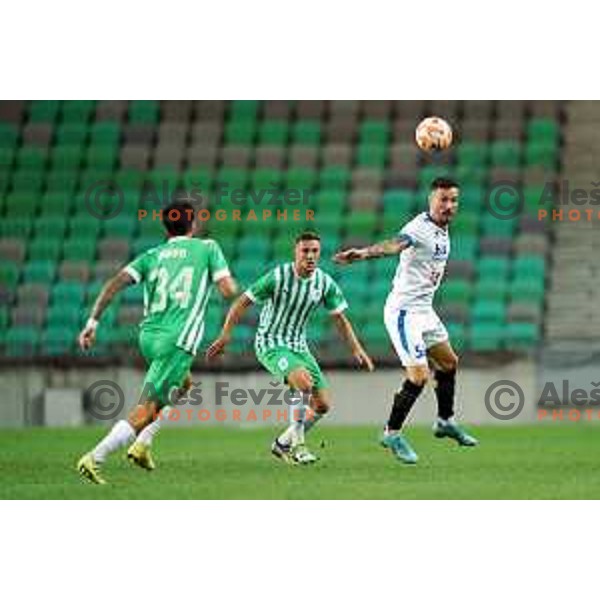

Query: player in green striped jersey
left=207, top=230, right=373, bottom=464
left=76, top=201, right=238, bottom=484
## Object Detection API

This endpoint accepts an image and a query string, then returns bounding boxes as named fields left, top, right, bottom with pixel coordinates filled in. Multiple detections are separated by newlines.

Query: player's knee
left=312, top=395, right=330, bottom=414
left=439, top=354, right=459, bottom=373
left=288, top=369, right=313, bottom=393
left=407, top=369, right=429, bottom=387
left=128, top=404, right=155, bottom=432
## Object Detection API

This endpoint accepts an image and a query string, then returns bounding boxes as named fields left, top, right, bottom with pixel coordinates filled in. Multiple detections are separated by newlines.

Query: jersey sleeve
left=397, top=217, right=423, bottom=248
left=207, top=240, right=231, bottom=282
left=123, top=250, right=152, bottom=284
left=244, top=268, right=277, bottom=304
left=323, top=275, right=348, bottom=314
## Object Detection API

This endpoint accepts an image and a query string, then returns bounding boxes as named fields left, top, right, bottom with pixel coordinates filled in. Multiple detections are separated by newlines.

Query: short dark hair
left=295, top=230, right=321, bottom=244
left=431, top=177, right=460, bottom=191
left=163, top=201, right=195, bottom=236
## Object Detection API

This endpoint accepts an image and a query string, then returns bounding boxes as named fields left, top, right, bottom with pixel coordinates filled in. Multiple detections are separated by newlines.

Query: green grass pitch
left=1, top=424, right=599, bottom=499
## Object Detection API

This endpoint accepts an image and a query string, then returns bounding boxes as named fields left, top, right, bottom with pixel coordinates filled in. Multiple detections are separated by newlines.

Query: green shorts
left=139, top=330, right=194, bottom=408
left=257, top=346, right=328, bottom=391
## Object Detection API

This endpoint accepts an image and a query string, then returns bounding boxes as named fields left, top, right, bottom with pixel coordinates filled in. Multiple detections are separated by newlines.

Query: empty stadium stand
left=0, top=100, right=564, bottom=364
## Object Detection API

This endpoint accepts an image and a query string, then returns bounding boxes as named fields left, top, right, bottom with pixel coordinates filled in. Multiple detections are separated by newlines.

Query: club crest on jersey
left=310, top=287, right=321, bottom=302
left=432, top=243, right=448, bottom=261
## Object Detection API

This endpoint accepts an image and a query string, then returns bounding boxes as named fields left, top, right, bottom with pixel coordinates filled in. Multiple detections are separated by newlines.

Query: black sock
left=435, top=369, right=456, bottom=420
left=386, top=380, right=424, bottom=431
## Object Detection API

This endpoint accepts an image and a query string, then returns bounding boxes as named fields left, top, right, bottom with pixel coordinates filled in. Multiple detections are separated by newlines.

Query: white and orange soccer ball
left=415, top=116, right=453, bottom=152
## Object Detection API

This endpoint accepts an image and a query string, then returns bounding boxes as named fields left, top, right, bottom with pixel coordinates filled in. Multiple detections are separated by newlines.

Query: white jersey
left=387, top=212, right=450, bottom=310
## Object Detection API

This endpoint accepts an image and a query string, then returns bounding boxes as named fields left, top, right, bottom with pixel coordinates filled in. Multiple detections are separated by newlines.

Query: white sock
left=278, top=402, right=306, bottom=447
left=91, top=420, right=135, bottom=463
left=136, top=407, right=170, bottom=446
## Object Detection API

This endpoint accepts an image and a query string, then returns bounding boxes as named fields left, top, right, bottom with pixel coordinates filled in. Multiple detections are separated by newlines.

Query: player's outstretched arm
left=333, top=237, right=411, bottom=265
left=78, top=269, right=135, bottom=351
left=216, top=275, right=238, bottom=300
left=205, top=293, right=253, bottom=361
left=330, top=312, right=374, bottom=372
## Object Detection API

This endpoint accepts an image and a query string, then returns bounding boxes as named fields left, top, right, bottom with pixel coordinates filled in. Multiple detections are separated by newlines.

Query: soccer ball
left=415, top=116, right=453, bottom=152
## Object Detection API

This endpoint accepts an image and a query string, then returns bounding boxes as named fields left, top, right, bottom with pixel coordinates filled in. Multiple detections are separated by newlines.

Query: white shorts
left=384, top=302, right=449, bottom=367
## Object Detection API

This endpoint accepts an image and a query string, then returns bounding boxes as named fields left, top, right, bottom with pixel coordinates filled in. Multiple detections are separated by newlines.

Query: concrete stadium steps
left=544, top=101, right=599, bottom=343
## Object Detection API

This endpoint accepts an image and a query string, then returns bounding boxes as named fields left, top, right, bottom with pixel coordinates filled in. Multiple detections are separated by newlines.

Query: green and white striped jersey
left=124, top=236, right=230, bottom=355
left=244, top=262, right=348, bottom=353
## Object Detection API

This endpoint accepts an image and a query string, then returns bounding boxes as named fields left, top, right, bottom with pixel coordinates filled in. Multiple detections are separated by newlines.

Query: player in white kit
left=334, top=178, right=478, bottom=464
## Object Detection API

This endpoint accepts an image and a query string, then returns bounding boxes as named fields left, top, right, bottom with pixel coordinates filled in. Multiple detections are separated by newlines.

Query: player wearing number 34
left=75, top=200, right=238, bottom=484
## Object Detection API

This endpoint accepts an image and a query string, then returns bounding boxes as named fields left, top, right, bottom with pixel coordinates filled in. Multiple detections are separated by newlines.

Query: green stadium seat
left=457, top=143, right=489, bottom=167
left=5, top=194, right=39, bottom=218
left=505, top=322, right=539, bottom=349
left=67, top=215, right=101, bottom=239
left=102, top=215, right=138, bottom=238
left=472, top=300, right=505, bottom=322
left=438, top=280, right=472, bottom=303
left=46, top=303, right=82, bottom=328
left=225, top=120, right=256, bottom=145
left=129, top=100, right=160, bottom=123
left=359, top=120, right=390, bottom=145
left=55, top=122, right=88, bottom=145
left=452, top=212, right=479, bottom=235
left=42, top=325, right=78, bottom=356
left=451, top=236, right=477, bottom=260
left=477, top=257, right=509, bottom=279
left=45, top=170, right=78, bottom=194
left=490, top=141, right=521, bottom=167
left=525, top=143, right=557, bottom=168
left=115, top=169, right=145, bottom=192
left=230, top=100, right=260, bottom=121
left=62, top=237, right=97, bottom=261
left=90, top=121, right=121, bottom=144
left=313, top=190, right=346, bottom=216
left=258, top=121, right=289, bottom=145
left=446, top=323, right=467, bottom=351
left=51, top=281, right=85, bottom=305
left=28, top=237, right=62, bottom=261
left=250, top=167, right=282, bottom=192
left=29, top=100, right=61, bottom=123
left=469, top=322, right=504, bottom=351
left=86, top=145, right=118, bottom=169
left=480, top=215, right=516, bottom=238
left=17, top=147, right=48, bottom=170
left=61, top=100, right=96, bottom=123
left=509, top=278, right=545, bottom=301
left=527, top=119, right=559, bottom=143
left=356, top=144, right=387, bottom=167
left=474, top=278, right=508, bottom=301
left=0, top=262, right=20, bottom=288
left=0, top=216, right=33, bottom=238
left=343, top=212, right=378, bottom=237
left=5, top=326, right=39, bottom=357
left=319, top=166, right=349, bottom=191
left=286, top=167, right=317, bottom=190
left=34, top=213, right=68, bottom=237
left=292, top=120, right=321, bottom=145
left=512, top=256, right=545, bottom=278
left=454, top=165, right=487, bottom=186
left=0, top=124, right=19, bottom=150
left=0, top=147, right=14, bottom=170
left=11, top=169, right=44, bottom=194
left=121, top=285, right=144, bottom=304
left=51, top=144, right=83, bottom=169
left=23, top=260, right=55, bottom=283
